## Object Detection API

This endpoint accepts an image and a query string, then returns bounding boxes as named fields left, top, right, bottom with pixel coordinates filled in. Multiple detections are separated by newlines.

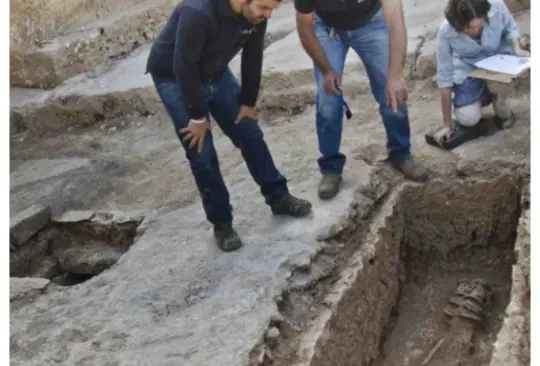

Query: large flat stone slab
left=10, top=0, right=178, bottom=89
left=10, top=204, right=51, bottom=246
left=9, top=164, right=380, bottom=366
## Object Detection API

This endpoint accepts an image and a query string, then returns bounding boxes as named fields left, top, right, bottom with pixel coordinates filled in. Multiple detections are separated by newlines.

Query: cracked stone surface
left=10, top=166, right=374, bottom=366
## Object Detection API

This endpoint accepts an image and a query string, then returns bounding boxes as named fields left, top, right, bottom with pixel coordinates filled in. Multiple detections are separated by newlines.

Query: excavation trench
left=261, top=175, right=523, bottom=366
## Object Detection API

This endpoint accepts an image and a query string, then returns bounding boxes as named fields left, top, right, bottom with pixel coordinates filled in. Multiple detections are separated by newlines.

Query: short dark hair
left=444, top=0, right=491, bottom=31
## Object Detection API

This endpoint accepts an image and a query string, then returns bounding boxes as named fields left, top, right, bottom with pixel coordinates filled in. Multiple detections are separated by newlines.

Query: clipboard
left=468, top=67, right=528, bottom=84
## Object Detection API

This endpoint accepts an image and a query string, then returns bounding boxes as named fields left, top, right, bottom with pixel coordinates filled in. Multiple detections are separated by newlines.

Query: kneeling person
left=434, top=0, right=529, bottom=144
left=146, top=0, right=312, bottom=252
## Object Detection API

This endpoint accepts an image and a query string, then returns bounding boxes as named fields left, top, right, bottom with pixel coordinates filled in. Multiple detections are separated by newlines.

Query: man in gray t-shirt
left=295, top=0, right=428, bottom=200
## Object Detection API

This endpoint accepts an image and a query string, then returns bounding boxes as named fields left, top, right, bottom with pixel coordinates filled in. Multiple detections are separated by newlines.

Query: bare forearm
left=382, top=0, right=407, bottom=77
left=297, top=18, right=332, bottom=73
left=388, top=28, right=407, bottom=76
left=440, top=88, right=453, bottom=128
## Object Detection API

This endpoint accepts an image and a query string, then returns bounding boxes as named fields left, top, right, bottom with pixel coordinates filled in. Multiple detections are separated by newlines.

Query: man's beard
left=242, top=4, right=265, bottom=24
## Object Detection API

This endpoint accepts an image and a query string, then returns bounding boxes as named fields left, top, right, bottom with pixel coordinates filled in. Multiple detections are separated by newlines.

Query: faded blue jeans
left=151, top=68, right=288, bottom=225
left=313, top=9, right=411, bottom=174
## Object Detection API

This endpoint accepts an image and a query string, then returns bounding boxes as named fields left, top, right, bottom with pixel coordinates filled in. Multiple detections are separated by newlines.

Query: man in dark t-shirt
left=146, top=0, right=312, bottom=252
left=295, top=0, right=429, bottom=200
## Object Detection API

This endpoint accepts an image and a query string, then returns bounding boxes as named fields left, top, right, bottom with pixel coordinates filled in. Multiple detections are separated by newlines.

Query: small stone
left=265, top=348, right=274, bottom=360
left=100, top=123, right=107, bottom=130
left=10, top=205, right=51, bottom=246
left=270, top=313, right=284, bottom=325
left=107, top=210, right=144, bottom=224
left=256, top=345, right=266, bottom=363
left=266, top=327, right=280, bottom=343
left=56, top=245, right=123, bottom=275
left=52, top=210, right=95, bottom=223
left=108, top=126, right=117, bottom=133
left=416, top=38, right=437, bottom=79
left=410, top=348, right=424, bottom=358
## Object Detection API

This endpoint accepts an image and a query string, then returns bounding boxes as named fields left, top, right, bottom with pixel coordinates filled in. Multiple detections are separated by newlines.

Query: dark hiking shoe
left=213, top=223, right=243, bottom=252
left=270, top=193, right=312, bottom=217
left=494, top=111, right=516, bottom=130
left=392, top=158, right=428, bottom=182
left=318, top=174, right=342, bottom=200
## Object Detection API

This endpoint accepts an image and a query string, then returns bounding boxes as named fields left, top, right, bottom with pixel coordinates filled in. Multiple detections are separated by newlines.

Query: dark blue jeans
left=313, top=9, right=411, bottom=174
left=152, top=68, right=288, bottom=225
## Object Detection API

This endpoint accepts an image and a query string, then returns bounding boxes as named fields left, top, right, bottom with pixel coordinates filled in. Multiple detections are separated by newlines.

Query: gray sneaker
left=318, top=174, right=342, bottom=200
left=392, top=158, right=428, bottom=183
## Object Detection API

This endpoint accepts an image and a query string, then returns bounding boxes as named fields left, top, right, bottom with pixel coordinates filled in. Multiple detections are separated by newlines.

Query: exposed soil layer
left=374, top=238, right=515, bottom=366
left=260, top=175, right=521, bottom=366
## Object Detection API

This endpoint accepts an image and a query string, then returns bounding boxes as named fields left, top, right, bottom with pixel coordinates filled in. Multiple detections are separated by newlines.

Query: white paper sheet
left=474, top=54, right=531, bottom=76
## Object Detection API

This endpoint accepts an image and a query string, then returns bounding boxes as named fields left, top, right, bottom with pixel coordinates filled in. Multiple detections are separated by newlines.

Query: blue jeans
left=313, top=9, right=411, bottom=174
left=453, top=77, right=492, bottom=108
left=152, top=69, right=288, bottom=225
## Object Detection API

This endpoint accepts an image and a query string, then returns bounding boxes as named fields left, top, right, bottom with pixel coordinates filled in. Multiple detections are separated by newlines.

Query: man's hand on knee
left=235, top=105, right=258, bottom=123
left=180, top=118, right=210, bottom=152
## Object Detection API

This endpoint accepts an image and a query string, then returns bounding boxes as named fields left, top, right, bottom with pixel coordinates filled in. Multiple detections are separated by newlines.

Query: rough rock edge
left=489, top=180, right=530, bottom=366
left=10, top=277, right=53, bottom=310
left=293, top=183, right=407, bottom=366
left=247, top=165, right=401, bottom=365
left=10, top=208, right=147, bottom=291
left=10, top=204, right=51, bottom=247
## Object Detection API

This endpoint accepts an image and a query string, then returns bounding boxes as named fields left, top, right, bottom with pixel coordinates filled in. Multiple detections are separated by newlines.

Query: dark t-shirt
left=294, top=0, right=381, bottom=30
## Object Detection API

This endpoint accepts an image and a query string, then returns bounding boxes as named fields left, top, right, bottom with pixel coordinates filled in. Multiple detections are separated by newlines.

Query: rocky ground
left=9, top=0, right=531, bottom=365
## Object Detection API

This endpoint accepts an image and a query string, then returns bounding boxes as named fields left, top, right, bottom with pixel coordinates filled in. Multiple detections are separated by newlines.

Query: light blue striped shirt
left=435, top=0, right=520, bottom=88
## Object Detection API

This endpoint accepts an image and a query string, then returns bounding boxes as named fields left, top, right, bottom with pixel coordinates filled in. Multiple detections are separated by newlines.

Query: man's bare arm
left=381, top=0, right=407, bottom=78
left=296, top=12, right=332, bottom=74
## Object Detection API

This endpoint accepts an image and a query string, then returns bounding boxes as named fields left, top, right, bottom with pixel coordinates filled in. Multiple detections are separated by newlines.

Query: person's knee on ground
left=454, top=102, right=483, bottom=127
